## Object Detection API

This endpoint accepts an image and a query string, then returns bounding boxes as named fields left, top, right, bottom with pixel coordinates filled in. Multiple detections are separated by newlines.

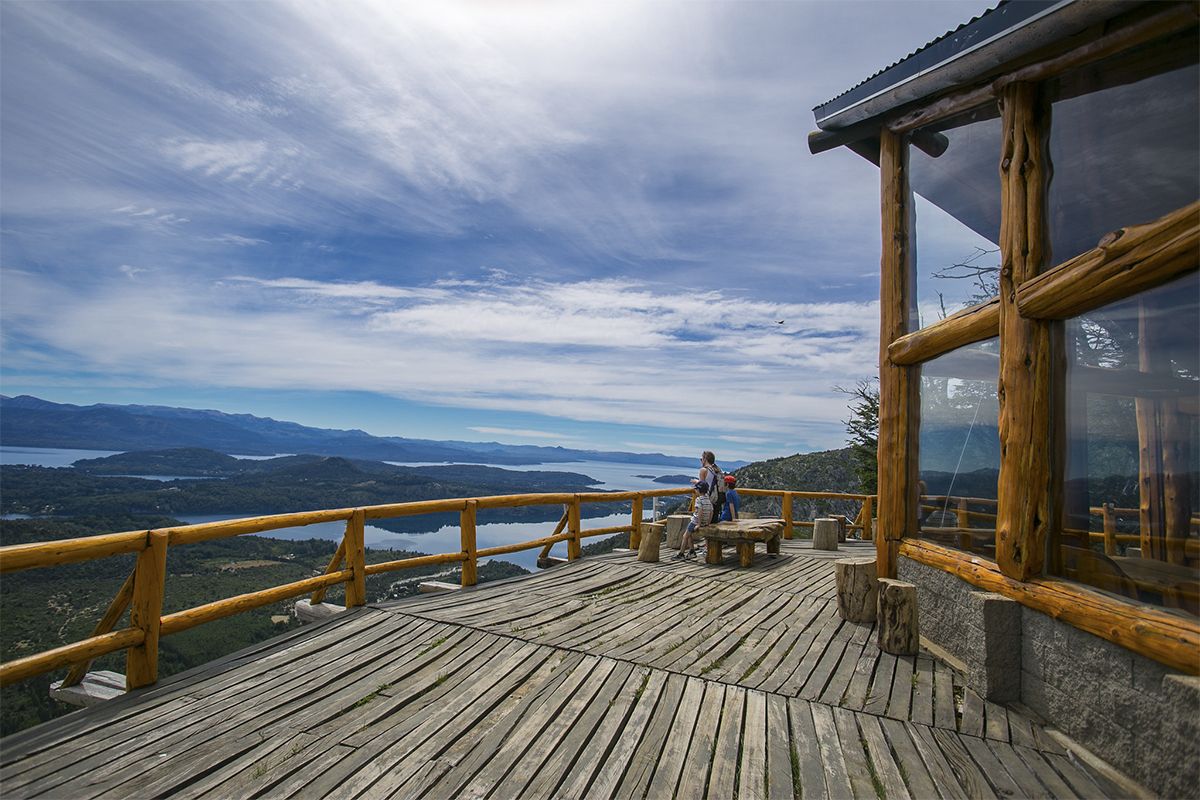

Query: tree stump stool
left=665, top=514, right=691, bottom=550
left=812, top=517, right=839, bottom=550
left=831, top=514, right=849, bottom=542
left=877, top=578, right=919, bottom=655
left=835, top=557, right=878, bottom=623
left=638, top=522, right=664, bottom=563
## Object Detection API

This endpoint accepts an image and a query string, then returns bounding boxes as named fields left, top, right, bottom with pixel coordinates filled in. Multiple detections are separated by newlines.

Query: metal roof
left=811, top=0, right=1140, bottom=131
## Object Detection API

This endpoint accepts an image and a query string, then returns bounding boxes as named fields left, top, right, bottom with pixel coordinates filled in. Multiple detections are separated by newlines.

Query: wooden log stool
left=665, top=514, right=691, bottom=550
left=638, top=522, right=665, bottom=563
left=699, top=520, right=783, bottom=567
left=834, top=557, right=878, bottom=623
left=877, top=578, right=919, bottom=655
left=812, top=517, right=839, bottom=551
left=831, top=514, right=849, bottom=542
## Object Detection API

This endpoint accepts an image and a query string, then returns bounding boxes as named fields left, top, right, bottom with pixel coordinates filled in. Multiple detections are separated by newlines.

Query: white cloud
left=1, top=270, right=878, bottom=452
left=208, top=234, right=269, bottom=247
left=118, top=264, right=148, bottom=279
left=161, top=138, right=302, bottom=188
left=469, top=426, right=571, bottom=440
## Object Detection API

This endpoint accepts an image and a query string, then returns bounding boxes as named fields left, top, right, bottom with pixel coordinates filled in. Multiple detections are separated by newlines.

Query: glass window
left=917, top=338, right=1001, bottom=556
left=1056, top=272, right=1199, bottom=617
left=1048, top=55, right=1199, bottom=264
left=910, top=106, right=1002, bottom=329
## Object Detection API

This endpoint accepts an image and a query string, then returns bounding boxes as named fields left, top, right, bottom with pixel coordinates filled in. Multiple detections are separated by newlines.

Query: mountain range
left=0, top=395, right=745, bottom=468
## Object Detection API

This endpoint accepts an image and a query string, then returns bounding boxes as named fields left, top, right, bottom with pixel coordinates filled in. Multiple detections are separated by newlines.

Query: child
left=675, top=480, right=713, bottom=560
left=720, top=474, right=740, bottom=521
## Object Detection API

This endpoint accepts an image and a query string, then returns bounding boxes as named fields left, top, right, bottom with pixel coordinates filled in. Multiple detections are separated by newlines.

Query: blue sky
left=0, top=0, right=990, bottom=462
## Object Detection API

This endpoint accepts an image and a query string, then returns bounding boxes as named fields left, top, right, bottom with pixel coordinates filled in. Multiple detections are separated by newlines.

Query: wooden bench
left=698, top=520, right=784, bottom=567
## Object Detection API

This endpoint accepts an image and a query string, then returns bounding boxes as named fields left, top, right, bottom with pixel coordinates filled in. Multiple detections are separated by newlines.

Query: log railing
left=0, top=485, right=874, bottom=692
left=0, top=487, right=686, bottom=691
left=736, top=490, right=875, bottom=542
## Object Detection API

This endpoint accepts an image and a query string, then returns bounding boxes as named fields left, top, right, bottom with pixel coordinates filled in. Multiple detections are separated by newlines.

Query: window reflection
left=1058, top=272, right=1200, bottom=617
left=910, top=106, right=1002, bottom=329
left=917, top=339, right=1000, bottom=556
left=1048, top=59, right=1199, bottom=263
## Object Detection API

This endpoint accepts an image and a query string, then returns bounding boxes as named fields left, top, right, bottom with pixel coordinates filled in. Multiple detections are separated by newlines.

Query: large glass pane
left=910, top=106, right=1002, bottom=329
left=918, top=338, right=1000, bottom=556
left=1048, top=55, right=1199, bottom=264
left=1057, top=272, right=1200, bottom=617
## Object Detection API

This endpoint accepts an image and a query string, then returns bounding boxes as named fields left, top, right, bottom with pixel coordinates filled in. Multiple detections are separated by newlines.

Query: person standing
left=697, top=451, right=725, bottom=522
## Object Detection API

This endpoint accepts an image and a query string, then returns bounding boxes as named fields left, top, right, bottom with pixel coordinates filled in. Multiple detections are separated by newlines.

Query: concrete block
left=50, top=670, right=125, bottom=707
left=295, top=599, right=345, bottom=623
left=966, top=592, right=1021, bottom=703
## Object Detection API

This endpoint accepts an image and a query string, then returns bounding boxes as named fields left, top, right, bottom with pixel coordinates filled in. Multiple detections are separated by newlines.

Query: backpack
left=708, top=465, right=725, bottom=503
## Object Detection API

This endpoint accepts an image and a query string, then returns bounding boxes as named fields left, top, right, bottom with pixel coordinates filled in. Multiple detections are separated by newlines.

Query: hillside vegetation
left=732, top=447, right=863, bottom=522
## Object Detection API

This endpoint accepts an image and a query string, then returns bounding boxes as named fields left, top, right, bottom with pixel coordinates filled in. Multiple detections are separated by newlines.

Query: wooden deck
left=0, top=540, right=1133, bottom=799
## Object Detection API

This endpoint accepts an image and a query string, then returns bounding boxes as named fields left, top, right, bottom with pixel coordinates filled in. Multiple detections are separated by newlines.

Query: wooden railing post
left=310, top=539, right=346, bottom=605
left=1102, top=502, right=1118, bottom=556
left=783, top=492, right=794, bottom=540
left=126, top=530, right=168, bottom=690
left=62, top=569, right=136, bottom=688
left=461, top=500, right=478, bottom=587
left=957, top=497, right=972, bottom=551
left=344, top=509, right=366, bottom=607
left=629, top=493, right=644, bottom=550
left=567, top=495, right=582, bottom=560
left=862, top=496, right=874, bottom=541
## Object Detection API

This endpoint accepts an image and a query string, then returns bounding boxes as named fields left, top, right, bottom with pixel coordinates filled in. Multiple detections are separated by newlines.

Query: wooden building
left=810, top=1, right=1199, bottom=796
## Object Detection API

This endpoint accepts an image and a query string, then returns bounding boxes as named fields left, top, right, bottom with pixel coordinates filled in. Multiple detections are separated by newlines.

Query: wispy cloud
left=207, top=234, right=269, bottom=247
left=469, top=426, right=572, bottom=440
left=1, top=270, right=879, bottom=451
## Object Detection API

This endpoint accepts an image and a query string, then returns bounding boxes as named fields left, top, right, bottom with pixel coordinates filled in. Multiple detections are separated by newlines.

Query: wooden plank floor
left=1, top=540, right=1134, bottom=799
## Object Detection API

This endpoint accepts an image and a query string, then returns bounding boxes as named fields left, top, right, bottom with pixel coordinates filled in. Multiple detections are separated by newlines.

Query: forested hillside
left=731, top=447, right=862, bottom=521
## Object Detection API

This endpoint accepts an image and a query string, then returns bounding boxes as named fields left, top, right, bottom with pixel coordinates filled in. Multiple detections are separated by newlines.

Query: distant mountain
left=729, top=447, right=862, bottom=520
left=0, top=396, right=744, bottom=469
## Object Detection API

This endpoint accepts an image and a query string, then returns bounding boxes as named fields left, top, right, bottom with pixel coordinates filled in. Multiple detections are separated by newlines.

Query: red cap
left=724, top=475, right=737, bottom=485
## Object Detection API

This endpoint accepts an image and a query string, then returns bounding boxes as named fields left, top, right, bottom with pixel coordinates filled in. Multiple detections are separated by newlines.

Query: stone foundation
left=900, top=555, right=1199, bottom=800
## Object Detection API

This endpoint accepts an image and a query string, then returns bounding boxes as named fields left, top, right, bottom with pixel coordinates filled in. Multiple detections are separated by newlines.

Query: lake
left=2, top=446, right=690, bottom=571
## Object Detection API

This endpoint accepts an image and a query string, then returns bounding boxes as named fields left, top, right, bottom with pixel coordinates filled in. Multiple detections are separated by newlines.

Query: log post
left=831, top=514, right=849, bottom=542
left=835, top=557, right=878, bottom=623
left=782, top=492, right=794, bottom=540
left=1162, top=399, right=1191, bottom=565
left=877, top=128, right=919, bottom=580
left=995, top=81, right=1054, bottom=582
left=813, top=518, right=839, bottom=551
left=567, top=495, right=582, bottom=560
left=862, top=496, right=874, bottom=541
left=956, top=497, right=973, bottom=551
left=460, top=500, right=478, bottom=587
left=737, top=541, right=755, bottom=568
left=62, top=569, right=136, bottom=688
left=1102, top=503, right=1118, bottom=556
left=877, top=578, right=919, bottom=655
left=309, top=539, right=346, bottom=605
left=707, top=540, right=723, bottom=565
left=637, top=522, right=661, bottom=563
left=126, top=530, right=168, bottom=690
left=344, top=509, right=367, bottom=607
left=629, top=493, right=644, bottom=550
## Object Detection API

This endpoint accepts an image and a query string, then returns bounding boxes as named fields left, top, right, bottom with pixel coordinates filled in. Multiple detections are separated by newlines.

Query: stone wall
left=899, top=555, right=1200, bottom=800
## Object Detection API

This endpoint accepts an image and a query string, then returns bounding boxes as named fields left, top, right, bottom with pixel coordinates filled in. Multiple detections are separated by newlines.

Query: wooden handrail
left=0, top=629, right=144, bottom=687
left=0, top=484, right=866, bottom=690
